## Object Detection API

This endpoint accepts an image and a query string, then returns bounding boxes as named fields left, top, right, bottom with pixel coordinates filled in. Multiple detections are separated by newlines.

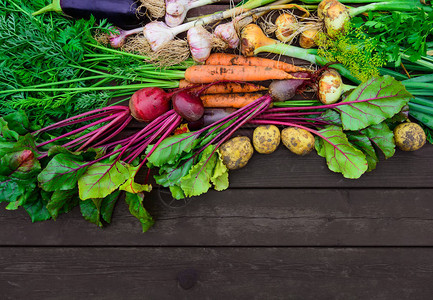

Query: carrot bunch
left=183, top=53, right=309, bottom=108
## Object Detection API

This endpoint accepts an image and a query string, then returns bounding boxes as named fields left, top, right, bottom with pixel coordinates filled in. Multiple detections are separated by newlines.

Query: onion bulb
left=322, top=0, right=350, bottom=38
left=241, top=24, right=278, bottom=57
left=317, top=0, right=334, bottom=20
left=299, top=24, right=320, bottom=49
left=318, top=69, right=343, bottom=104
left=275, top=13, right=299, bottom=43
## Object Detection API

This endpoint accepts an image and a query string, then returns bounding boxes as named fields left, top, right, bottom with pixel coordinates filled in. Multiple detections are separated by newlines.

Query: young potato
left=219, top=136, right=254, bottom=170
left=281, top=127, right=315, bottom=155
left=394, top=122, right=426, bottom=151
left=253, top=125, right=280, bottom=154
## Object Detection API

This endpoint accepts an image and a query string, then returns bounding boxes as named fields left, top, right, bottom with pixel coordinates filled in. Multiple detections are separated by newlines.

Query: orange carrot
left=178, top=79, right=268, bottom=94
left=200, top=93, right=266, bottom=108
left=205, top=53, right=308, bottom=73
left=185, top=65, right=307, bottom=84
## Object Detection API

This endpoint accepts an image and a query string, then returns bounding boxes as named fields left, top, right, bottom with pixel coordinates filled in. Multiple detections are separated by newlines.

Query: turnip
left=318, top=69, right=354, bottom=104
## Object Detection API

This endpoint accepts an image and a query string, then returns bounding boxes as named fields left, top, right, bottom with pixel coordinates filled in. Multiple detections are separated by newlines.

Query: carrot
left=200, top=93, right=266, bottom=108
left=205, top=53, right=308, bottom=73
left=185, top=65, right=307, bottom=84
left=178, top=79, right=268, bottom=94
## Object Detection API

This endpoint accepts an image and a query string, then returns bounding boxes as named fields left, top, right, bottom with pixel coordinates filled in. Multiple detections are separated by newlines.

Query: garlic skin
left=214, top=22, right=239, bottom=49
left=143, top=21, right=175, bottom=51
left=165, top=0, right=189, bottom=27
left=165, top=0, right=188, bottom=15
left=187, top=26, right=213, bottom=62
left=165, top=12, right=188, bottom=27
left=109, top=28, right=126, bottom=48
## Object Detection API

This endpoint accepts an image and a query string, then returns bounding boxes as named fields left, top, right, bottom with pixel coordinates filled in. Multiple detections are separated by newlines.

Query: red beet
left=129, top=87, right=171, bottom=122
left=172, top=91, right=204, bottom=122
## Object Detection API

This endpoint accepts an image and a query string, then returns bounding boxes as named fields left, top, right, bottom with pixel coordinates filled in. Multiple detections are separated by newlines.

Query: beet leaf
left=38, top=153, right=88, bottom=192
left=47, top=189, right=79, bottom=220
left=78, top=161, right=129, bottom=200
left=315, top=125, right=368, bottom=179
left=338, top=76, right=412, bottom=130
left=125, top=192, right=154, bottom=233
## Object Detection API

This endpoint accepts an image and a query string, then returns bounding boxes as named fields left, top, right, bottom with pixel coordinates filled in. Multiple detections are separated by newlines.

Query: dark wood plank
left=2, top=189, right=433, bottom=246
left=2, top=247, right=433, bottom=300
left=226, top=145, right=433, bottom=188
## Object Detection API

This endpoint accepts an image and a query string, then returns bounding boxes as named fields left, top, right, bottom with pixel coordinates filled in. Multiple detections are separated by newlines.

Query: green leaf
left=78, top=161, right=128, bottom=200
left=125, top=192, right=154, bottom=232
left=338, top=76, right=412, bottom=131
left=0, top=149, right=41, bottom=179
left=119, top=165, right=152, bottom=194
left=100, top=191, right=120, bottom=224
left=0, top=118, right=19, bottom=141
left=47, top=145, right=105, bottom=161
left=180, top=146, right=217, bottom=197
left=347, top=133, right=378, bottom=172
left=316, top=125, right=368, bottom=179
left=80, top=198, right=103, bottom=227
left=23, top=191, right=52, bottom=222
left=2, top=111, right=31, bottom=135
left=79, top=192, right=120, bottom=226
left=210, top=150, right=229, bottom=191
left=47, top=189, right=79, bottom=220
left=169, top=185, right=185, bottom=200
left=0, top=176, right=36, bottom=204
left=147, top=132, right=198, bottom=167
left=361, top=122, right=395, bottom=159
left=38, top=153, right=88, bottom=192
left=154, top=158, right=194, bottom=187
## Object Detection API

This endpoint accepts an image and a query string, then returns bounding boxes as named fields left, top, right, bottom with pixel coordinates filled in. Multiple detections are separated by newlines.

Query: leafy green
left=78, top=161, right=129, bottom=200
left=119, top=165, right=152, bottom=194
left=0, top=0, right=113, bottom=125
left=352, top=10, right=433, bottom=64
left=47, top=189, right=79, bottom=220
left=125, top=192, right=154, bottom=233
left=315, top=125, right=368, bottom=179
left=79, top=191, right=120, bottom=227
left=38, top=153, right=88, bottom=192
left=338, top=76, right=412, bottom=131
left=147, top=132, right=199, bottom=167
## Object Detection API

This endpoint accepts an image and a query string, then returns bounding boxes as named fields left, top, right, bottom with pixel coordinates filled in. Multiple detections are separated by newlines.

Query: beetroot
left=172, top=91, right=204, bottom=122
left=129, top=87, right=171, bottom=122
left=269, top=72, right=310, bottom=102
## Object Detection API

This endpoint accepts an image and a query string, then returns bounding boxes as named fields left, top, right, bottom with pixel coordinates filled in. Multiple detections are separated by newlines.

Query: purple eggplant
left=32, top=0, right=148, bottom=29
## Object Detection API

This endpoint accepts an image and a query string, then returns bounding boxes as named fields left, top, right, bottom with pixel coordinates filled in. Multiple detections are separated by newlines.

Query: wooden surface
left=3, top=3, right=433, bottom=300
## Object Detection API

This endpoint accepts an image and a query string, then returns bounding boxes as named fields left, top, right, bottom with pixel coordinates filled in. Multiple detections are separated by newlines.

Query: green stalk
left=410, top=110, right=433, bottom=130
left=409, top=97, right=433, bottom=107
left=32, top=0, right=61, bottom=16
left=403, top=74, right=433, bottom=83
left=349, top=0, right=432, bottom=16
left=409, top=102, right=433, bottom=116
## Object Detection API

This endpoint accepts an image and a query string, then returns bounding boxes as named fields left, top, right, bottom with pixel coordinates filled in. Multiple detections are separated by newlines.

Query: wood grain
left=1, top=189, right=433, bottom=246
left=2, top=247, right=433, bottom=300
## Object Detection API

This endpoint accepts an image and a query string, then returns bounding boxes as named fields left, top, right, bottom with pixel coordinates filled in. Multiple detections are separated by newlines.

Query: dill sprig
left=316, top=24, right=386, bottom=82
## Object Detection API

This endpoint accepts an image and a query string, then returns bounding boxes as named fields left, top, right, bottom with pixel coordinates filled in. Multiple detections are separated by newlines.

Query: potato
left=281, top=127, right=315, bottom=155
left=253, top=125, right=280, bottom=154
left=219, top=136, right=254, bottom=170
left=394, top=122, right=426, bottom=151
